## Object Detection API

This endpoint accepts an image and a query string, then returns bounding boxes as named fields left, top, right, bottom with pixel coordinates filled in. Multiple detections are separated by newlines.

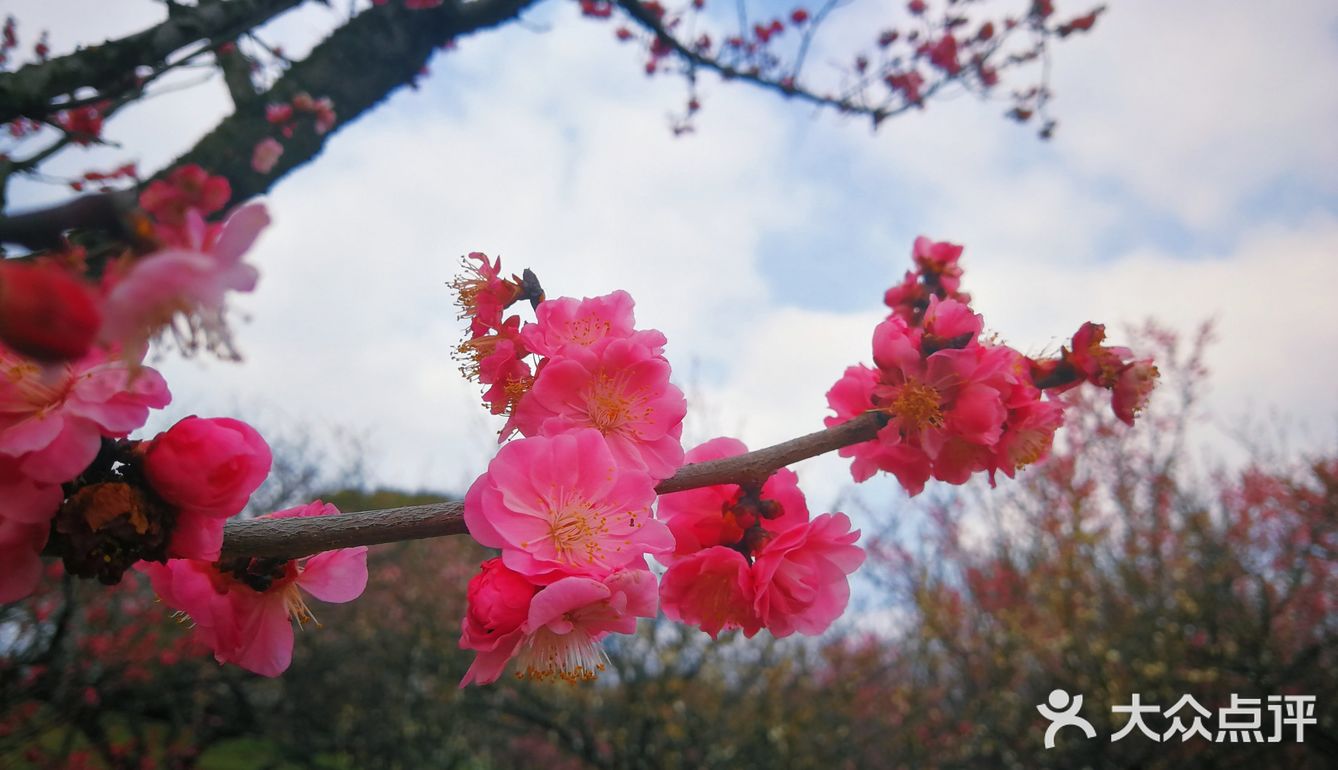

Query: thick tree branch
left=219, top=411, right=887, bottom=560
left=0, top=0, right=306, bottom=124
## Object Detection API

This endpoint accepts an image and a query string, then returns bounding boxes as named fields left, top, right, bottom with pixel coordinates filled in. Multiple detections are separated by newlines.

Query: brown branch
left=0, top=190, right=137, bottom=251
left=163, top=0, right=541, bottom=209
left=219, top=411, right=887, bottom=560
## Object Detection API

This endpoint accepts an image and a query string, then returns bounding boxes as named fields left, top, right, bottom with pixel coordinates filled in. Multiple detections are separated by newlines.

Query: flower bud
left=143, top=416, right=271, bottom=517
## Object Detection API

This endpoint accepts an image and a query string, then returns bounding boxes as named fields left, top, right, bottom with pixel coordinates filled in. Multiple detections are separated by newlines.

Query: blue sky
left=5, top=0, right=1338, bottom=514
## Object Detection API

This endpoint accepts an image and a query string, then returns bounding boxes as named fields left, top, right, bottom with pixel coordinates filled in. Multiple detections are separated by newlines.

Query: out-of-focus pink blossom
left=752, top=512, right=865, bottom=637
left=0, top=260, right=102, bottom=362
left=140, top=500, right=367, bottom=677
left=138, top=165, right=231, bottom=230
left=1111, top=359, right=1159, bottom=426
left=463, top=429, right=671, bottom=582
left=0, top=516, right=49, bottom=603
left=0, top=344, right=170, bottom=485
left=100, top=202, right=268, bottom=357
left=250, top=137, right=284, bottom=174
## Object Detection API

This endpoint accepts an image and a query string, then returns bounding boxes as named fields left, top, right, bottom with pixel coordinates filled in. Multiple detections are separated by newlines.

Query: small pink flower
left=660, top=546, right=761, bottom=639
left=464, top=429, right=671, bottom=582
left=753, top=512, right=865, bottom=637
left=100, top=202, right=268, bottom=358
left=519, top=290, right=659, bottom=358
left=140, top=500, right=367, bottom=677
left=250, top=137, right=284, bottom=174
left=512, top=337, right=686, bottom=479
left=459, top=558, right=540, bottom=686
left=143, top=416, right=270, bottom=517
left=0, top=344, right=171, bottom=485
left=657, top=437, right=809, bottom=559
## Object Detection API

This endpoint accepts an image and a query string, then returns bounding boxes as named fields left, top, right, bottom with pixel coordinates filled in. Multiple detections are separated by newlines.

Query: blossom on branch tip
left=139, top=500, right=367, bottom=677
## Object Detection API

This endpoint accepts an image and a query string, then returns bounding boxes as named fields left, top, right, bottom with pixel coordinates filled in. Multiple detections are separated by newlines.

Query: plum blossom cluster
left=657, top=438, right=865, bottom=639
left=452, top=255, right=866, bottom=685
left=0, top=165, right=367, bottom=677
left=826, top=236, right=1156, bottom=495
left=0, top=165, right=268, bottom=363
left=252, top=93, right=337, bottom=174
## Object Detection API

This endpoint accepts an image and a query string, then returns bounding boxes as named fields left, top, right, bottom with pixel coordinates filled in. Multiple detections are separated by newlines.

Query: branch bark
left=219, top=411, right=886, bottom=560
left=0, top=0, right=307, bottom=124
left=164, top=0, right=542, bottom=209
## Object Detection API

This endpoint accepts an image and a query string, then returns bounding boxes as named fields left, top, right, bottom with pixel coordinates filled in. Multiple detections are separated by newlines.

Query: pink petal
left=298, top=547, right=369, bottom=603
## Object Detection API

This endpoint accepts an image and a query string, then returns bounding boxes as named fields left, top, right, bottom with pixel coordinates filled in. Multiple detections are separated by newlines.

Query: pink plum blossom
left=519, top=290, right=665, bottom=358
left=511, top=337, right=686, bottom=479
left=752, top=512, right=865, bottom=637
left=0, top=343, right=170, bottom=485
left=659, top=546, right=761, bottom=639
left=464, top=429, right=671, bottom=582
left=100, top=202, right=268, bottom=358
left=140, top=500, right=368, bottom=677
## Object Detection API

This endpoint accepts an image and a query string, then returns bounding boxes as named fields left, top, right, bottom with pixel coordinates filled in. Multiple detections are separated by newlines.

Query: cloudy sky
left=6, top=0, right=1338, bottom=515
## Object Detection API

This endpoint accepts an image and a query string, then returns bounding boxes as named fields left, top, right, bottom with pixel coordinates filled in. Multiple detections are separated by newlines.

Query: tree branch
left=219, top=411, right=886, bottom=560
left=163, top=0, right=542, bottom=209
left=0, top=0, right=306, bottom=124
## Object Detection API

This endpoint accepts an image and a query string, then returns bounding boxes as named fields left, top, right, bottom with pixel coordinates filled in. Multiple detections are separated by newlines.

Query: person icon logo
left=1037, top=688, right=1097, bottom=749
